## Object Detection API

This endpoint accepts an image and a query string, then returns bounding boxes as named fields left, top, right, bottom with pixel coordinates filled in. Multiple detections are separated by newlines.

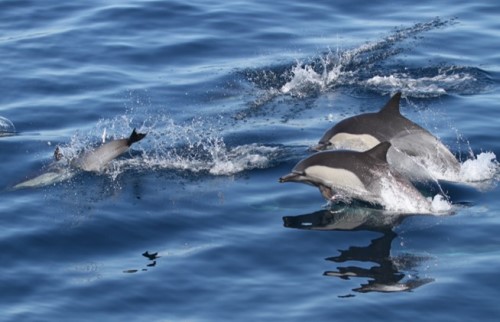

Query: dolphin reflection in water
left=283, top=205, right=435, bottom=294
left=12, top=128, right=146, bottom=190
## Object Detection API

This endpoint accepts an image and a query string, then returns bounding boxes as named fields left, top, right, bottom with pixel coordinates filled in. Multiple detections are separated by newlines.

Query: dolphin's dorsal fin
left=379, top=92, right=402, bottom=116
left=365, top=141, right=391, bottom=163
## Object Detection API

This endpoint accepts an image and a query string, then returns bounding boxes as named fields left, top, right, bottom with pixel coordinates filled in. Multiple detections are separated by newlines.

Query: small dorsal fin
left=365, top=141, right=391, bottom=163
left=379, top=92, right=402, bottom=115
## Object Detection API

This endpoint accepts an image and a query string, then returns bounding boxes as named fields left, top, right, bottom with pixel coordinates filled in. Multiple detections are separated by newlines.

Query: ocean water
left=1, top=0, right=500, bottom=321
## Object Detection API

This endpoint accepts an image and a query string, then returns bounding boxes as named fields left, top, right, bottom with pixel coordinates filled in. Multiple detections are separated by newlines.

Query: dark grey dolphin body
left=280, top=142, right=429, bottom=209
left=72, top=128, right=146, bottom=172
left=314, top=93, right=461, bottom=181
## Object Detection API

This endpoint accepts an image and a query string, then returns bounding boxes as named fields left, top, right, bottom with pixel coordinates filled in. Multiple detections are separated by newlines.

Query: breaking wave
left=0, top=116, right=15, bottom=136
left=245, top=17, right=491, bottom=102
left=56, top=115, right=282, bottom=182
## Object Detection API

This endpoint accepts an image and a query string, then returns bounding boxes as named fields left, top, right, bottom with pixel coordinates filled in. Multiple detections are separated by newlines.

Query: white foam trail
left=58, top=115, right=281, bottom=181
left=375, top=151, right=497, bottom=213
left=275, top=18, right=481, bottom=99
left=364, top=71, right=476, bottom=98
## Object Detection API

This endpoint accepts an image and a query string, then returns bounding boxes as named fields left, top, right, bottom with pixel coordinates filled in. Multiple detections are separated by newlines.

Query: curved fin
left=365, top=141, right=391, bottom=163
left=379, top=92, right=402, bottom=116
left=127, top=128, right=147, bottom=146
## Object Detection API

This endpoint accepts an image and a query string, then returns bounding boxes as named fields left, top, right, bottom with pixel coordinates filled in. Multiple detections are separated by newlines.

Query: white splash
left=378, top=173, right=433, bottom=213
left=279, top=50, right=350, bottom=98
left=364, top=71, right=476, bottom=98
left=274, top=18, right=482, bottom=99
left=459, top=152, right=498, bottom=182
left=58, top=115, right=280, bottom=181
left=208, top=145, right=278, bottom=175
left=0, top=115, right=15, bottom=135
left=429, top=194, right=452, bottom=213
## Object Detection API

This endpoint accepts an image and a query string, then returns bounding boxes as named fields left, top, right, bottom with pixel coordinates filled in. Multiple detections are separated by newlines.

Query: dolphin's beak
left=308, top=143, right=327, bottom=152
left=279, top=172, right=300, bottom=183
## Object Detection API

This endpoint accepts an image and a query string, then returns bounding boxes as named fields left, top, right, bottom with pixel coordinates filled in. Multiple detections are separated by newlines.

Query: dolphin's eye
left=318, top=141, right=330, bottom=146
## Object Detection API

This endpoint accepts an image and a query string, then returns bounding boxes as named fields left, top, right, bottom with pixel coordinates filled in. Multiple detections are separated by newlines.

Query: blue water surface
left=1, top=0, right=500, bottom=321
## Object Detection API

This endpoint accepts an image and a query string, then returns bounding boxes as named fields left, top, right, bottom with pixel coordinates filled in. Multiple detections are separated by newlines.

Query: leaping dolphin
left=279, top=142, right=431, bottom=211
left=312, top=93, right=461, bottom=181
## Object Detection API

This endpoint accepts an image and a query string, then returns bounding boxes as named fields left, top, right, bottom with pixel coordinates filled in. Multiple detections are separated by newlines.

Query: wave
left=0, top=116, right=15, bottom=136
left=55, top=115, right=282, bottom=183
left=244, top=17, right=491, bottom=103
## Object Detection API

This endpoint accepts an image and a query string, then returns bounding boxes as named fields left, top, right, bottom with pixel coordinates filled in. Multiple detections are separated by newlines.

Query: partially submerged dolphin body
left=71, top=128, right=146, bottom=172
left=279, top=142, right=430, bottom=211
left=12, top=128, right=146, bottom=189
left=313, top=93, right=461, bottom=181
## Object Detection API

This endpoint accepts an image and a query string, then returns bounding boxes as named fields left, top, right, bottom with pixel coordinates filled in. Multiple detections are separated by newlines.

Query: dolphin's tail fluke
left=127, top=128, right=147, bottom=146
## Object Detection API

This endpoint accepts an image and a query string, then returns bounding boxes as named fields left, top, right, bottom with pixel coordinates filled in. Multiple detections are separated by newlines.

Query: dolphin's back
left=75, top=139, right=129, bottom=172
left=73, top=128, right=147, bottom=172
left=319, top=93, right=424, bottom=145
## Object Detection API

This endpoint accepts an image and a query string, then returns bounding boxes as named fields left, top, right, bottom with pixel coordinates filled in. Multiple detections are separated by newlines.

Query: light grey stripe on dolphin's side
left=72, top=128, right=146, bottom=172
left=314, top=92, right=419, bottom=150
left=313, top=92, right=461, bottom=181
left=280, top=142, right=398, bottom=205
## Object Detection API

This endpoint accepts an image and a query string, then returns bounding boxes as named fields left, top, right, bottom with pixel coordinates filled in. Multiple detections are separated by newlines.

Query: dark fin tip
left=127, top=128, right=147, bottom=146
left=379, top=92, right=402, bottom=115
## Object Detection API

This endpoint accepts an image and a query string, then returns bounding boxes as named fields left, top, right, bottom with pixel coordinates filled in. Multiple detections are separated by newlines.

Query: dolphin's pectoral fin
left=318, top=185, right=334, bottom=199
left=318, top=185, right=353, bottom=204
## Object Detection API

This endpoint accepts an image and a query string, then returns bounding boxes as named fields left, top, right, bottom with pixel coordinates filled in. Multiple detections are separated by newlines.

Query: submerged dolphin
left=12, top=128, right=146, bottom=190
left=72, top=128, right=146, bottom=172
left=11, top=167, right=74, bottom=190
left=279, top=142, right=430, bottom=210
left=313, top=93, right=461, bottom=181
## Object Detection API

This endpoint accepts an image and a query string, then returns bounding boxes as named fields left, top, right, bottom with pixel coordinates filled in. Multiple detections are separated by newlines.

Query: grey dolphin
left=72, top=128, right=146, bottom=172
left=279, top=142, right=429, bottom=209
left=11, top=128, right=146, bottom=190
left=313, top=93, right=461, bottom=181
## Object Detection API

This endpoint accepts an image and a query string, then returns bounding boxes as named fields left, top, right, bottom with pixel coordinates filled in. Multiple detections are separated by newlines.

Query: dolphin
left=312, top=93, right=461, bottom=181
left=279, top=142, right=430, bottom=210
left=72, top=128, right=146, bottom=172
left=11, top=128, right=146, bottom=190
